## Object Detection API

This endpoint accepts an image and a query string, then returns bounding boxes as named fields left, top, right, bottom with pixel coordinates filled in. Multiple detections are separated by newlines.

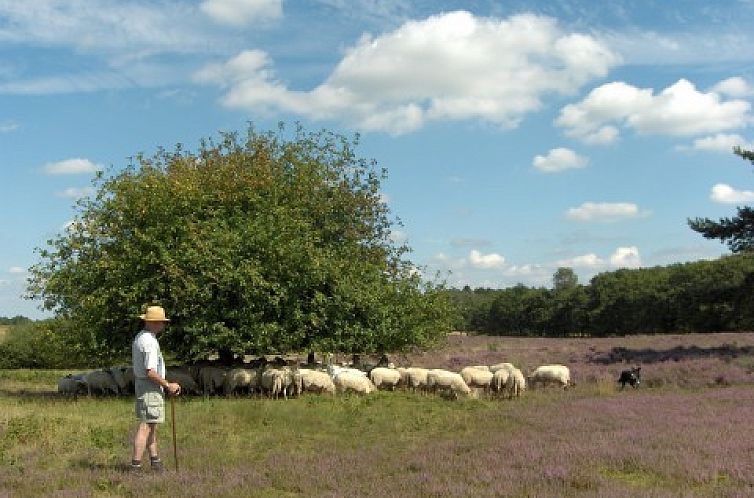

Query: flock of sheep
left=57, top=358, right=573, bottom=400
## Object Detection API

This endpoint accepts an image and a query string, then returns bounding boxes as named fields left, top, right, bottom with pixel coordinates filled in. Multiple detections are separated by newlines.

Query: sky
left=2, top=0, right=754, bottom=319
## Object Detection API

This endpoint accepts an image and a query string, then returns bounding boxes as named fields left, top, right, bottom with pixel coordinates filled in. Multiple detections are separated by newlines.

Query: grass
left=0, top=325, right=9, bottom=343
left=1, top=333, right=754, bottom=497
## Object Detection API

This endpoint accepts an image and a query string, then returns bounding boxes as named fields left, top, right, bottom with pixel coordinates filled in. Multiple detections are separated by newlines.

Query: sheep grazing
left=224, top=367, right=259, bottom=396
left=85, top=370, right=120, bottom=396
left=489, top=362, right=515, bottom=374
left=427, top=369, right=475, bottom=399
left=490, top=368, right=510, bottom=395
left=618, top=366, right=641, bottom=389
left=506, top=368, right=526, bottom=398
left=469, top=365, right=491, bottom=371
left=166, top=368, right=201, bottom=395
left=528, top=364, right=572, bottom=389
left=298, top=368, right=336, bottom=395
left=261, top=367, right=298, bottom=399
left=108, top=366, right=130, bottom=395
left=199, top=366, right=228, bottom=396
left=57, top=375, right=86, bottom=397
left=404, top=367, right=430, bottom=392
left=459, top=367, right=493, bottom=392
left=369, top=367, right=401, bottom=390
left=332, top=371, right=376, bottom=395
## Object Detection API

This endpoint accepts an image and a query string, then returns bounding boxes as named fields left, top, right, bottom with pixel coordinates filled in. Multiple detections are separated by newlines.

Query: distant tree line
left=0, top=316, right=31, bottom=326
left=445, top=253, right=754, bottom=336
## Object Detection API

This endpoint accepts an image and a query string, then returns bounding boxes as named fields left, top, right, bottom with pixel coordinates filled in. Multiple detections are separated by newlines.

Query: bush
left=0, top=319, right=92, bottom=369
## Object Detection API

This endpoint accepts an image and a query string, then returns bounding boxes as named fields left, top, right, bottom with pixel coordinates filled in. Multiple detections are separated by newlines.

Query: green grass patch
left=600, top=465, right=668, bottom=488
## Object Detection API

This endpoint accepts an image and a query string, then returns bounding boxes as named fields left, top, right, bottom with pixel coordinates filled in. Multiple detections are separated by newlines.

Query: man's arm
left=146, top=368, right=181, bottom=395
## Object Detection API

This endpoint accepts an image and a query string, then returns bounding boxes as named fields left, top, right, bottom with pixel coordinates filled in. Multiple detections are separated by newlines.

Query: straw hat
left=139, top=305, right=170, bottom=322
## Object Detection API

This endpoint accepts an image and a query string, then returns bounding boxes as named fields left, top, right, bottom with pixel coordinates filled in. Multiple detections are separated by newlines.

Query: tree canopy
left=688, top=147, right=754, bottom=252
left=27, top=124, right=453, bottom=362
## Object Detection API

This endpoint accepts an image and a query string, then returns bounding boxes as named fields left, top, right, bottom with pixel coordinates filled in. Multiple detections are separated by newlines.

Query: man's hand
left=166, top=382, right=181, bottom=396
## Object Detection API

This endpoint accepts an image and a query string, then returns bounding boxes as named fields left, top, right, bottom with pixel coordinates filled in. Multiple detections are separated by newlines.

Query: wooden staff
left=170, top=394, right=179, bottom=471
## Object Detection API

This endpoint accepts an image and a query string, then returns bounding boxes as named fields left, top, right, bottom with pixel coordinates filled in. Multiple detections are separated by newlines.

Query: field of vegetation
left=0, top=325, right=8, bottom=342
left=2, top=332, right=754, bottom=497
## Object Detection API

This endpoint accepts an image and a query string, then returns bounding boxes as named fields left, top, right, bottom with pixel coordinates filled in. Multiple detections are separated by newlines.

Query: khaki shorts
left=135, top=390, right=165, bottom=424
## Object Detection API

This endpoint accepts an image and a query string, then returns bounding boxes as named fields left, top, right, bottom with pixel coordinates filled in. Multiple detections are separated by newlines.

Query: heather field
left=2, top=333, right=754, bottom=497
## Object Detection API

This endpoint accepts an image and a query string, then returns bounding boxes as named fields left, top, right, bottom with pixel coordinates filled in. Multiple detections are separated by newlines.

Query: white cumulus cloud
left=710, top=183, right=754, bottom=204
left=610, top=246, right=641, bottom=268
left=711, top=77, right=754, bottom=98
left=557, top=78, right=751, bottom=142
left=556, top=253, right=604, bottom=268
left=468, top=249, right=506, bottom=270
left=682, top=133, right=754, bottom=153
left=556, top=246, right=641, bottom=270
left=8, top=266, right=26, bottom=274
left=565, top=202, right=646, bottom=222
left=532, top=147, right=588, bottom=173
left=200, top=0, right=282, bottom=26
left=44, top=158, right=100, bottom=175
left=196, top=11, right=618, bottom=134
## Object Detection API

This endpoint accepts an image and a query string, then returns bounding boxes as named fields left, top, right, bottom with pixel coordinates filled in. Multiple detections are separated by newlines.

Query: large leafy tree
left=688, top=147, right=754, bottom=252
left=27, top=124, right=453, bottom=362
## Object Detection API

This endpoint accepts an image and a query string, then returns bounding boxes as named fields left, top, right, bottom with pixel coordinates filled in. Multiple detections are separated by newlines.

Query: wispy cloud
left=0, top=120, right=18, bottom=132
left=44, top=158, right=101, bottom=175
left=195, top=11, right=618, bottom=134
left=0, top=1, right=215, bottom=55
left=56, top=186, right=95, bottom=199
left=565, top=202, right=648, bottom=222
left=200, top=0, right=282, bottom=26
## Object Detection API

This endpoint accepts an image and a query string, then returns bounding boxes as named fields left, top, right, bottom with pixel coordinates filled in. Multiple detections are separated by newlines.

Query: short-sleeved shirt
left=132, top=330, right=165, bottom=392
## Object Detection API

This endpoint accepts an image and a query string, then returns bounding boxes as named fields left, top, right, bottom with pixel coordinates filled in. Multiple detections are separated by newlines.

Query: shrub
left=0, top=319, right=92, bottom=369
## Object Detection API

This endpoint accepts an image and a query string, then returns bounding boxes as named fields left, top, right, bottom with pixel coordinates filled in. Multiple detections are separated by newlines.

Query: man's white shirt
left=132, top=330, right=165, bottom=380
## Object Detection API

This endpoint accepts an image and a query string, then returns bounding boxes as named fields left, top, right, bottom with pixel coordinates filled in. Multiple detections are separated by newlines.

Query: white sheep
left=57, top=375, right=86, bottom=396
left=327, top=365, right=367, bottom=378
left=404, top=367, right=430, bottom=392
left=332, top=371, right=376, bottom=394
left=199, top=366, right=228, bottom=395
left=224, top=367, right=259, bottom=396
left=85, top=370, right=120, bottom=396
left=108, top=366, right=131, bottom=395
left=459, top=367, right=494, bottom=391
left=260, top=367, right=298, bottom=399
left=298, top=368, right=336, bottom=395
left=490, top=368, right=510, bottom=394
left=166, top=368, right=201, bottom=395
left=506, top=367, right=526, bottom=398
left=369, top=367, right=401, bottom=390
left=528, top=364, right=571, bottom=389
left=489, top=362, right=516, bottom=374
left=470, top=365, right=491, bottom=371
left=426, top=369, right=475, bottom=399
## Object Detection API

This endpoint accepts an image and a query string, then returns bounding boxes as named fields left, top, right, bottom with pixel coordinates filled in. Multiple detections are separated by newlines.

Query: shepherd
left=130, top=305, right=181, bottom=473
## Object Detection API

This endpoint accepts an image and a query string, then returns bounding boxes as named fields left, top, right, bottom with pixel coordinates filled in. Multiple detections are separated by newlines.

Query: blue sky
left=2, top=0, right=754, bottom=319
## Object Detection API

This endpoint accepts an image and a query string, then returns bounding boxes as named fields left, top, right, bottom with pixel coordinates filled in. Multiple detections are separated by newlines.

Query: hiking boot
left=128, top=464, right=143, bottom=475
left=150, top=459, right=165, bottom=473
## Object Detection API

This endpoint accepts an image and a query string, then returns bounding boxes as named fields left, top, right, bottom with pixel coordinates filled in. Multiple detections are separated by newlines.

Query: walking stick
left=170, top=394, right=179, bottom=471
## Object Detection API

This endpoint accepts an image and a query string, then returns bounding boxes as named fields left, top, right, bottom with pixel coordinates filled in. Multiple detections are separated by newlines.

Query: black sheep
left=618, top=366, right=641, bottom=389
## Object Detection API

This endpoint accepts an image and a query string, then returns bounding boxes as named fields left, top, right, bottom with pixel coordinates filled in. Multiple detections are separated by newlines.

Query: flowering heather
left=1, top=332, right=753, bottom=497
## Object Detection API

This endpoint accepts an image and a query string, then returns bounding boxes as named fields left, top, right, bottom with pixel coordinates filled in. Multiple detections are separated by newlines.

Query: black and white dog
left=618, top=366, right=641, bottom=389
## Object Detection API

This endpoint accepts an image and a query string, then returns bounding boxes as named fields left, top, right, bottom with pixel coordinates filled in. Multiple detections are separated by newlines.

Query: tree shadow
left=588, top=343, right=754, bottom=364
